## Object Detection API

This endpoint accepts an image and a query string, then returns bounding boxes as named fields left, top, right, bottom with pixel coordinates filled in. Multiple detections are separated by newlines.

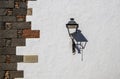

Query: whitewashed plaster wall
left=17, top=0, right=120, bottom=79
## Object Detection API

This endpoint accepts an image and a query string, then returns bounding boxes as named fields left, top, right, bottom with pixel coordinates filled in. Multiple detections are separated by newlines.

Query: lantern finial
left=70, top=18, right=74, bottom=20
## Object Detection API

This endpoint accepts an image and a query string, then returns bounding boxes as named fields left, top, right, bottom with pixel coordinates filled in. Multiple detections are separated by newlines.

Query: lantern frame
left=66, top=18, right=79, bottom=36
left=66, top=18, right=88, bottom=60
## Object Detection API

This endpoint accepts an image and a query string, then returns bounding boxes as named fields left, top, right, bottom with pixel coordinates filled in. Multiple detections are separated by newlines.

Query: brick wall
left=0, top=0, right=39, bottom=79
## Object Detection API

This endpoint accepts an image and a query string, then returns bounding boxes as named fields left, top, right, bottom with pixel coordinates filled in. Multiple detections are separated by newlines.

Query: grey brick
left=0, top=22, right=5, bottom=30
left=0, top=63, right=17, bottom=70
left=0, top=71, right=23, bottom=79
left=0, top=38, right=12, bottom=47
left=13, top=9, right=27, bottom=15
left=14, top=0, right=36, bottom=1
left=0, top=47, right=16, bottom=55
left=0, top=39, right=6, bottom=46
left=0, top=1, right=14, bottom=8
left=0, top=55, right=23, bottom=63
left=0, top=9, right=6, bottom=15
left=0, top=71, right=4, bottom=79
left=0, top=38, right=26, bottom=47
left=0, top=30, right=17, bottom=38
left=0, top=16, right=2, bottom=21
left=0, top=0, right=16, bottom=1
left=17, top=16, right=26, bottom=22
left=0, top=55, right=5, bottom=62
left=0, top=9, right=13, bottom=16
left=12, top=55, right=23, bottom=62
left=2, top=16, right=16, bottom=22
left=19, top=2, right=27, bottom=9
left=12, top=38, right=26, bottom=46
left=0, top=22, right=4, bottom=26
left=10, top=71, right=24, bottom=78
left=12, top=22, right=31, bottom=29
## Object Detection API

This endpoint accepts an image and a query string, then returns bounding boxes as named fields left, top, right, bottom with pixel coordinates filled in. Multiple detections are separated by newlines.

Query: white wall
left=17, top=0, right=120, bottom=79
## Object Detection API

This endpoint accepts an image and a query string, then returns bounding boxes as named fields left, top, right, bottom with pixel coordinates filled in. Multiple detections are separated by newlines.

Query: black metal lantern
left=66, top=18, right=88, bottom=61
left=66, top=18, right=79, bottom=35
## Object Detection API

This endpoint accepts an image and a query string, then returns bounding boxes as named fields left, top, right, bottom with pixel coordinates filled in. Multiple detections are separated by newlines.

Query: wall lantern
left=66, top=18, right=88, bottom=61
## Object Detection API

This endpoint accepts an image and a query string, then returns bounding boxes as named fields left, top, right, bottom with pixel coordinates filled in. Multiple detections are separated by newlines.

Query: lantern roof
left=67, top=18, right=78, bottom=25
left=71, top=30, right=88, bottom=42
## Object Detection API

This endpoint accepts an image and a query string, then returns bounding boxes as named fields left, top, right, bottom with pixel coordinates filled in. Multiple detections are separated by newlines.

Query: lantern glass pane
left=80, top=42, right=87, bottom=49
left=69, top=29, right=76, bottom=34
left=67, top=25, right=77, bottom=29
left=67, top=25, right=77, bottom=34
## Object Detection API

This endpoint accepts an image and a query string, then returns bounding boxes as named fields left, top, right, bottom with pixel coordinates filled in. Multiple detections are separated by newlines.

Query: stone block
left=0, top=9, right=13, bottom=16
left=10, top=71, right=24, bottom=78
left=0, top=39, right=25, bottom=47
left=0, top=71, right=4, bottom=79
left=0, top=63, right=17, bottom=70
left=5, top=22, right=13, bottom=30
left=15, top=2, right=27, bottom=9
left=0, top=9, right=6, bottom=15
left=0, top=55, right=23, bottom=63
left=0, top=55, right=5, bottom=62
left=24, top=55, right=38, bottom=63
left=0, top=1, right=14, bottom=8
left=0, top=39, right=5, bottom=46
left=3, top=16, right=16, bottom=22
left=0, top=22, right=5, bottom=30
left=14, top=0, right=36, bottom=2
left=0, top=71, right=24, bottom=79
left=19, top=2, right=27, bottom=9
left=12, top=38, right=26, bottom=46
left=16, top=16, right=26, bottom=22
left=27, top=8, right=32, bottom=15
left=0, top=30, right=17, bottom=38
left=0, top=47, right=16, bottom=55
left=13, top=9, right=27, bottom=15
left=0, top=16, right=3, bottom=21
left=12, top=22, right=31, bottom=29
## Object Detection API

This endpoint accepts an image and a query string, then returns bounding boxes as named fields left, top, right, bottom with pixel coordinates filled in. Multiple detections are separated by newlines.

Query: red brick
left=22, top=29, right=40, bottom=38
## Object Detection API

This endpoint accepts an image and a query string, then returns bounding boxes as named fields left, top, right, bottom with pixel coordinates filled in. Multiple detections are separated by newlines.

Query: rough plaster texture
left=17, top=0, right=120, bottom=79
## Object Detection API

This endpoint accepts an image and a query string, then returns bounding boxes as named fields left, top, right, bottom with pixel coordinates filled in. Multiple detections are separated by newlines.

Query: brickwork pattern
left=0, top=0, right=39, bottom=79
